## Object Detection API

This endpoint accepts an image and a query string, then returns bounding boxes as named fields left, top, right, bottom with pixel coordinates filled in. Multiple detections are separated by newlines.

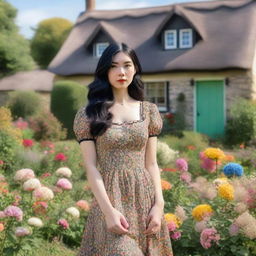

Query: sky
left=7, top=0, right=213, bottom=39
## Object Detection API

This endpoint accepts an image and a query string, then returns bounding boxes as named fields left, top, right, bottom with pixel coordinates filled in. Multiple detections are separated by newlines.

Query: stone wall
left=143, top=70, right=253, bottom=131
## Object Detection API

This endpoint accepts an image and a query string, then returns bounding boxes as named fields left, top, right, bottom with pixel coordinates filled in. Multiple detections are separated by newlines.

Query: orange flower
left=0, top=223, right=4, bottom=232
left=161, top=179, right=172, bottom=190
left=224, top=154, right=235, bottom=162
left=162, top=168, right=177, bottom=172
left=187, top=145, right=196, bottom=150
left=0, top=181, right=9, bottom=194
left=239, top=143, right=245, bottom=149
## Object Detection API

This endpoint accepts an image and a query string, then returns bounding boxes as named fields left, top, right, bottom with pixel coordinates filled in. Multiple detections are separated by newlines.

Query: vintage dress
left=73, top=101, right=173, bottom=256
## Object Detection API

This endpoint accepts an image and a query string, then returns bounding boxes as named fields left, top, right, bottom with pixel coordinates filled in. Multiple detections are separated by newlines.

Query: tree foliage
left=0, top=0, right=35, bottom=77
left=30, top=18, right=73, bottom=69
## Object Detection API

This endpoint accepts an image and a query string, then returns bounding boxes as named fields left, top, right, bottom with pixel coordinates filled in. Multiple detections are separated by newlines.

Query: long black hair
left=85, top=42, right=144, bottom=137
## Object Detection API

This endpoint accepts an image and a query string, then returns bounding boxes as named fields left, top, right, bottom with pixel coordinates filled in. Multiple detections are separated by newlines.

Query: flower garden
left=0, top=106, right=256, bottom=256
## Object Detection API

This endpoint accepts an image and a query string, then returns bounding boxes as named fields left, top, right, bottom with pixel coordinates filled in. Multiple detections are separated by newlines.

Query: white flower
left=56, top=167, right=72, bottom=178
left=66, top=207, right=80, bottom=219
left=14, top=168, right=35, bottom=182
left=33, top=186, right=54, bottom=201
left=28, top=217, right=43, bottom=227
left=157, top=141, right=179, bottom=166
left=15, top=226, right=32, bottom=237
left=23, top=178, right=41, bottom=191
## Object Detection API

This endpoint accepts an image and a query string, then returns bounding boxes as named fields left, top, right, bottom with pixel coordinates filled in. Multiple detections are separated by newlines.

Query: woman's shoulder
left=142, top=100, right=158, bottom=112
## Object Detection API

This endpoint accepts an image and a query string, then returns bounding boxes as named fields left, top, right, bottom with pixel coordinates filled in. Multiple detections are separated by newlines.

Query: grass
left=35, top=240, right=78, bottom=256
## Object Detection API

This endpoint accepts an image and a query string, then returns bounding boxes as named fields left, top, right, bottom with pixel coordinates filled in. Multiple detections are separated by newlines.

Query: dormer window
left=164, top=30, right=177, bottom=49
left=179, top=29, right=193, bottom=48
left=95, top=42, right=109, bottom=57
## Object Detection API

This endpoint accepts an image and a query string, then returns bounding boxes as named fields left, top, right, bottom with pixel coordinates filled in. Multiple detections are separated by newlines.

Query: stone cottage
left=48, top=0, right=256, bottom=138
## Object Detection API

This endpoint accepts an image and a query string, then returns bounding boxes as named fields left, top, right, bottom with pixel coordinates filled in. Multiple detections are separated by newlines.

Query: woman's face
left=108, top=51, right=136, bottom=90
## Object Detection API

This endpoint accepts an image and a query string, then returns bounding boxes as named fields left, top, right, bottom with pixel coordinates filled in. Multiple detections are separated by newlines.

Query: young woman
left=73, top=42, right=173, bottom=255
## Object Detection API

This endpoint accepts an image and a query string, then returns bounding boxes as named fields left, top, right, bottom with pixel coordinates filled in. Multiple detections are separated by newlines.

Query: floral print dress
left=73, top=100, right=173, bottom=256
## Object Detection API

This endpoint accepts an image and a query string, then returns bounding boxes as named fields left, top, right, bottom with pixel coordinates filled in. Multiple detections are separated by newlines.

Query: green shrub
left=162, top=131, right=209, bottom=152
left=7, top=90, right=42, bottom=119
left=28, top=110, right=67, bottom=141
left=0, top=129, right=21, bottom=171
left=50, top=80, right=87, bottom=139
left=225, top=98, right=256, bottom=146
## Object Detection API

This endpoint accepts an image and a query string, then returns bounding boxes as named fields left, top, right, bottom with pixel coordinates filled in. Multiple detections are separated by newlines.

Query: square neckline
left=111, top=101, right=145, bottom=125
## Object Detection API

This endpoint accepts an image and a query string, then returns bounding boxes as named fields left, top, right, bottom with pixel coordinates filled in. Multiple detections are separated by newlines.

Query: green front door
left=196, top=80, right=225, bottom=138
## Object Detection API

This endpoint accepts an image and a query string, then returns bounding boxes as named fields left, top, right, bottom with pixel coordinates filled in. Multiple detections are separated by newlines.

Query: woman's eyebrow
left=112, top=61, right=132, bottom=64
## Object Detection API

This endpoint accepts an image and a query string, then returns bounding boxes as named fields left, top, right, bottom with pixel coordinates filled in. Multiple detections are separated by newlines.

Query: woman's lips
left=117, top=79, right=126, bottom=82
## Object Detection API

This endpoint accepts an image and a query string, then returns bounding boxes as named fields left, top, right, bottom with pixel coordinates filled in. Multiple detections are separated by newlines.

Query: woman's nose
left=118, top=67, right=125, bottom=76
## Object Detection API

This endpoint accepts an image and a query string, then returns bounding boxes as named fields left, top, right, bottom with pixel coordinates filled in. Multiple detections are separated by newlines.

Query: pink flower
left=0, top=211, right=6, bottom=218
left=56, top=178, right=72, bottom=190
left=57, top=219, right=69, bottom=229
left=167, top=221, right=177, bottom=232
left=200, top=228, right=220, bottom=249
left=0, top=160, right=4, bottom=166
left=199, top=152, right=221, bottom=173
left=54, top=153, right=67, bottom=162
left=176, top=158, right=188, bottom=172
left=180, top=172, right=192, bottom=184
left=4, top=205, right=23, bottom=221
left=171, top=231, right=181, bottom=240
left=229, top=224, right=239, bottom=236
left=13, top=118, right=28, bottom=130
left=76, top=200, right=90, bottom=211
left=22, top=139, right=34, bottom=148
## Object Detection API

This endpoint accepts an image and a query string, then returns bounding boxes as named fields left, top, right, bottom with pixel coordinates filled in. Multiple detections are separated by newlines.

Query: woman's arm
left=145, top=136, right=164, bottom=208
left=80, top=141, right=114, bottom=216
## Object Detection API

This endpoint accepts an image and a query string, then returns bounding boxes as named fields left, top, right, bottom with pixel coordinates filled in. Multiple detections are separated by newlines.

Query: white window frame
left=164, top=30, right=177, bottom=49
left=144, top=81, right=168, bottom=112
left=95, top=42, right=109, bottom=57
left=179, top=29, right=193, bottom=49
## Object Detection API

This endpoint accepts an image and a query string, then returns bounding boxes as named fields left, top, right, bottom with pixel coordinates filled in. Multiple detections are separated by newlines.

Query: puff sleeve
left=148, top=103, right=163, bottom=137
left=73, top=106, right=95, bottom=143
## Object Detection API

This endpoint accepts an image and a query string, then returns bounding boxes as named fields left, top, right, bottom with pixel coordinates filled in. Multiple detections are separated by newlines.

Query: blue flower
left=223, top=163, right=244, bottom=177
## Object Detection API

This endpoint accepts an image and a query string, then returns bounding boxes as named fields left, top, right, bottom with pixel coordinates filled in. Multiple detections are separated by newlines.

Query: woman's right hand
left=104, top=207, right=129, bottom=235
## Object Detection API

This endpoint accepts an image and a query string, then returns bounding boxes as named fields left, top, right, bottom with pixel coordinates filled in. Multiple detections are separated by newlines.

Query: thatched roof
left=48, top=0, right=256, bottom=75
left=0, top=70, right=54, bottom=92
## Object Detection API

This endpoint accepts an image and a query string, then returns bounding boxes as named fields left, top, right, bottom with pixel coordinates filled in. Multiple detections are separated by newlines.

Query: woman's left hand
left=143, top=203, right=164, bottom=235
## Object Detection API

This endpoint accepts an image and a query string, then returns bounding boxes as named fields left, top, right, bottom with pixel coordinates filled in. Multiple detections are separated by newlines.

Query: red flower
left=22, top=139, right=34, bottom=148
left=54, top=153, right=67, bottom=162
left=0, top=160, right=4, bottom=165
left=40, top=172, right=51, bottom=178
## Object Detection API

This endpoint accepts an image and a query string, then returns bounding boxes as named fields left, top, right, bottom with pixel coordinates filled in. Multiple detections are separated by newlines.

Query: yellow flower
left=218, top=183, right=234, bottom=200
left=203, top=147, right=225, bottom=161
left=192, top=204, right=213, bottom=221
left=161, top=179, right=172, bottom=190
left=164, top=213, right=182, bottom=227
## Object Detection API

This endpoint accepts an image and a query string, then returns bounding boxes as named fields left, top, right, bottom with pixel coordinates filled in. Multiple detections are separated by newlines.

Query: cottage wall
left=55, top=70, right=253, bottom=131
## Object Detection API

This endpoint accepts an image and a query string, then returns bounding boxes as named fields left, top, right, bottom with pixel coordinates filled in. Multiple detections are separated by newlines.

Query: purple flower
left=4, top=206, right=23, bottom=221
left=176, top=158, right=188, bottom=172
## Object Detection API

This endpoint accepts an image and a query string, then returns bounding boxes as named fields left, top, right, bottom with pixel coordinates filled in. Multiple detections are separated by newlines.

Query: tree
left=0, top=0, right=35, bottom=77
left=30, top=18, right=73, bottom=69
